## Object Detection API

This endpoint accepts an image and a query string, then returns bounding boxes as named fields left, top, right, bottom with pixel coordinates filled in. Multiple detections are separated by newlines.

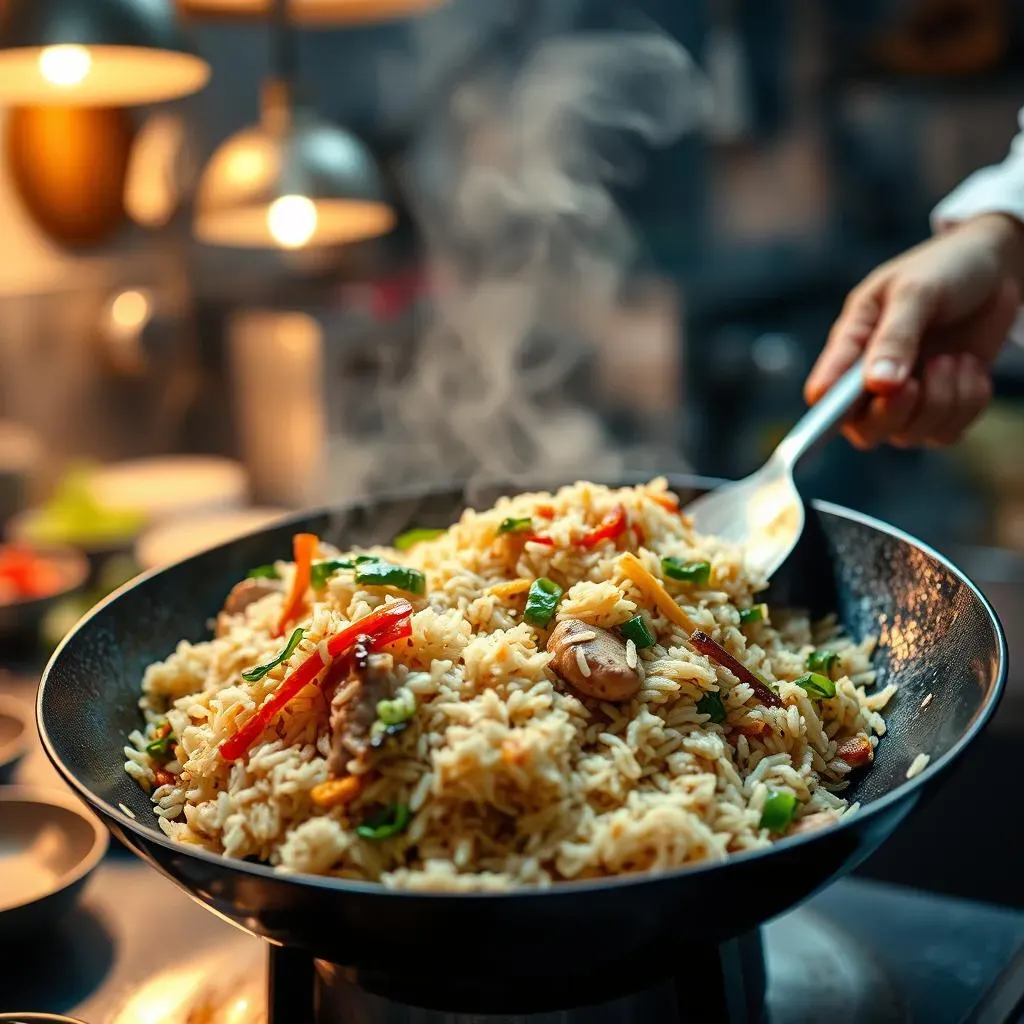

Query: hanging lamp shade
left=0, top=0, right=210, bottom=106
left=193, top=82, right=396, bottom=249
left=177, top=0, right=445, bottom=25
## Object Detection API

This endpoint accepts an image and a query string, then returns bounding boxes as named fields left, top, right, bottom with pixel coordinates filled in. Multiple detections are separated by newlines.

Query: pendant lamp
left=193, top=0, right=394, bottom=249
left=0, top=0, right=210, bottom=106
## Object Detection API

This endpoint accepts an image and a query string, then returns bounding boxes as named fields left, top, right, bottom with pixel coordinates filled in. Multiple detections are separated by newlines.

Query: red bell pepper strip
left=580, top=505, right=628, bottom=549
left=220, top=599, right=414, bottom=762
left=689, top=630, right=784, bottom=709
left=525, top=534, right=555, bottom=546
left=836, top=735, right=873, bottom=767
left=276, top=533, right=319, bottom=637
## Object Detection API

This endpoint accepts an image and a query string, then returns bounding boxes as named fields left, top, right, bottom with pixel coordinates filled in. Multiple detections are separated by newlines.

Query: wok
left=36, top=476, right=1006, bottom=1014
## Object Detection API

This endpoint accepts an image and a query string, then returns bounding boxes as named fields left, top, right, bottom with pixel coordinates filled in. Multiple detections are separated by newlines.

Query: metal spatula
left=683, top=359, right=865, bottom=580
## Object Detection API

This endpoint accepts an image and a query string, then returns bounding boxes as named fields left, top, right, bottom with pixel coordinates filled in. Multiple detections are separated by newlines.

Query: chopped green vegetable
left=356, top=803, right=411, bottom=841
left=393, top=527, right=444, bottom=551
left=354, top=560, right=426, bottom=596
left=661, top=557, right=711, bottom=585
left=369, top=720, right=410, bottom=749
left=377, top=689, right=416, bottom=726
left=146, top=721, right=173, bottom=758
left=619, top=614, right=656, bottom=650
left=523, top=577, right=563, bottom=628
left=310, top=559, right=353, bottom=590
left=248, top=564, right=280, bottom=581
left=760, top=789, right=798, bottom=833
left=739, top=604, right=768, bottom=626
left=807, top=649, right=839, bottom=677
left=241, top=628, right=305, bottom=683
left=696, top=691, right=727, bottom=723
left=497, top=516, right=533, bottom=536
left=794, top=671, right=837, bottom=700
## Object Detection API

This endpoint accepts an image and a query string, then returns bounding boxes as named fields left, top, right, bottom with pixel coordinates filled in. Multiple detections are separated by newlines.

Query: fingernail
left=868, top=358, right=905, bottom=384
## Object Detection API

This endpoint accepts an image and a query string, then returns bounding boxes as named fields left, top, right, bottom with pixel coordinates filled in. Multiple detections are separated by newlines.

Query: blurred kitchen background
left=1, top=0, right=1023, bottom=902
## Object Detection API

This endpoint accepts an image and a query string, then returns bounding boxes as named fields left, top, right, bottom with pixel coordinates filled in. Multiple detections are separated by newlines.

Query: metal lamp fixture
left=193, top=0, right=395, bottom=249
left=178, top=0, right=446, bottom=26
left=0, top=0, right=210, bottom=106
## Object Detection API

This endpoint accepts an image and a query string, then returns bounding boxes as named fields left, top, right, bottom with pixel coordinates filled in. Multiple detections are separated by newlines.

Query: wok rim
left=36, top=483, right=1009, bottom=903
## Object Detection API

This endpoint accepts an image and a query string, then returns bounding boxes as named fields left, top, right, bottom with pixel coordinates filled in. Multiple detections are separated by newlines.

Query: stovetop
left=3, top=676, right=1024, bottom=1023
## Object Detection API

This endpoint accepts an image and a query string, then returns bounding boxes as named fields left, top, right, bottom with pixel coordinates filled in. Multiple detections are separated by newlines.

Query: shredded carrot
left=535, top=504, right=556, bottom=519
left=501, top=741, right=529, bottom=766
left=310, top=775, right=364, bottom=808
left=618, top=552, right=699, bottom=634
left=488, top=579, right=532, bottom=599
left=276, top=533, right=319, bottom=636
left=650, top=493, right=680, bottom=513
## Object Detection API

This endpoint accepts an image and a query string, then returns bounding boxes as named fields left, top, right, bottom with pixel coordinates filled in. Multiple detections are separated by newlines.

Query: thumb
left=863, top=283, right=937, bottom=394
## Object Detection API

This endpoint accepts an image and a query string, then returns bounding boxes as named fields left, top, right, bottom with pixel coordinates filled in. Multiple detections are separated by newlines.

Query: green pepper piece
left=241, top=628, right=305, bottom=683
left=760, top=789, right=798, bottom=833
left=393, top=527, right=445, bottom=551
left=794, top=671, right=837, bottom=700
left=356, top=803, right=411, bottom=841
left=739, top=604, right=768, bottom=626
left=619, top=614, right=656, bottom=650
left=354, top=561, right=426, bottom=596
left=696, top=691, right=727, bottom=723
left=523, top=577, right=563, bottom=628
left=247, top=564, right=280, bottom=580
left=661, top=557, right=711, bottom=585
left=377, top=690, right=416, bottom=726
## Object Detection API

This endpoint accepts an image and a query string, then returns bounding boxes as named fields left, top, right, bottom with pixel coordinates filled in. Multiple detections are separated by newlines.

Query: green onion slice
left=696, top=691, right=727, bottom=723
left=806, top=649, right=839, bottom=677
left=354, top=560, right=426, bottom=596
left=145, top=722, right=173, bottom=758
left=760, top=789, right=798, bottom=833
left=794, top=671, right=837, bottom=700
left=523, top=577, right=563, bottom=628
left=377, top=689, right=416, bottom=727
left=356, top=803, right=411, bottom=841
left=497, top=516, right=533, bottom=536
left=619, top=614, right=656, bottom=650
left=661, top=557, right=711, bottom=585
left=310, top=559, right=354, bottom=590
left=739, top=604, right=768, bottom=626
left=393, top=527, right=444, bottom=551
left=241, top=628, right=305, bottom=683
left=247, top=564, right=280, bottom=580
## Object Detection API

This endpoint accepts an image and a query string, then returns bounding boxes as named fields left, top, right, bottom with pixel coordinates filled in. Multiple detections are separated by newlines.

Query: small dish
left=0, top=693, right=30, bottom=783
left=0, top=788, right=108, bottom=941
left=0, top=544, right=90, bottom=644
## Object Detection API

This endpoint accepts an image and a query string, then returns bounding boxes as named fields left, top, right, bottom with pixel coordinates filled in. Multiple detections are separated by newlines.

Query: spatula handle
left=775, top=358, right=865, bottom=468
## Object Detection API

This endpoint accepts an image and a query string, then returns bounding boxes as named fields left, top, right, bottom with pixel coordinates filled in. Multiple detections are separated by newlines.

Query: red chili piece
left=579, top=505, right=628, bottom=549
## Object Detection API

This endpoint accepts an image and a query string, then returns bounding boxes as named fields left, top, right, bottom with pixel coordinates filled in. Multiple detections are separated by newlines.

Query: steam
left=326, top=10, right=709, bottom=506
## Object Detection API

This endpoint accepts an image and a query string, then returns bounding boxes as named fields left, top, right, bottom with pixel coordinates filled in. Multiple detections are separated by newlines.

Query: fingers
left=805, top=283, right=881, bottom=404
left=862, top=280, right=938, bottom=394
left=842, top=378, right=920, bottom=449
left=928, top=354, right=993, bottom=446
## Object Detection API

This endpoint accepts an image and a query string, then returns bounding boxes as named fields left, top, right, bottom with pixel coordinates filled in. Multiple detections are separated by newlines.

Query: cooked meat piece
left=788, top=811, right=840, bottom=836
left=215, top=578, right=283, bottom=636
left=327, top=640, right=396, bottom=776
left=546, top=618, right=644, bottom=702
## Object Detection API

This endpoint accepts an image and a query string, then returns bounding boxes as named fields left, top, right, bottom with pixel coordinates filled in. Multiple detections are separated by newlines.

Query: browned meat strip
left=546, top=618, right=644, bottom=702
left=327, top=639, right=396, bottom=776
left=215, top=578, right=284, bottom=636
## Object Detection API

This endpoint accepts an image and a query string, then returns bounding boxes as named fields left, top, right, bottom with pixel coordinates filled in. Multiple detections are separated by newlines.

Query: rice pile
left=124, top=479, right=893, bottom=890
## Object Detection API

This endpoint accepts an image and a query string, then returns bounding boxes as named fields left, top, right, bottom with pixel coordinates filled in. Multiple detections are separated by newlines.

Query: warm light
left=266, top=194, right=318, bottom=249
left=38, top=45, right=92, bottom=87
left=109, top=290, right=152, bottom=334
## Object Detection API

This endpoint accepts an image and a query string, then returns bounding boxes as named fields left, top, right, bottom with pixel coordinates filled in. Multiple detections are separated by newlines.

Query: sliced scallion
left=247, top=564, right=280, bottom=580
left=619, top=614, right=656, bottom=650
left=794, top=671, right=837, bottom=700
left=241, top=628, right=305, bottom=683
left=377, top=689, right=416, bottom=727
left=523, top=577, right=563, bottom=628
left=760, top=789, right=798, bottom=833
left=497, top=516, right=533, bottom=536
left=393, top=527, right=444, bottom=551
left=661, top=557, right=711, bottom=585
left=739, top=604, right=768, bottom=626
left=356, top=803, right=411, bottom=841
left=310, top=559, right=354, bottom=590
left=807, top=649, right=839, bottom=677
left=696, top=691, right=727, bottom=723
left=354, top=560, right=426, bottom=596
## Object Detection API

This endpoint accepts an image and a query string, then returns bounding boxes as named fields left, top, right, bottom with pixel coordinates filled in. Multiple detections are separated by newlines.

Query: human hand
left=805, top=213, right=1024, bottom=448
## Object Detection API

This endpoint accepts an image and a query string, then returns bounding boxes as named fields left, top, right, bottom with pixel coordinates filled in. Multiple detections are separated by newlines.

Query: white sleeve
left=931, top=106, right=1024, bottom=345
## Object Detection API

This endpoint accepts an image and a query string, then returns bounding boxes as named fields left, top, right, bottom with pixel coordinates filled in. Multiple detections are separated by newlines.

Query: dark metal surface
left=35, top=476, right=1007, bottom=1014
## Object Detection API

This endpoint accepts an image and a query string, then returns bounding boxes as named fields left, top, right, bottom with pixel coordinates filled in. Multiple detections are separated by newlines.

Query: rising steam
left=326, top=9, right=709, bottom=505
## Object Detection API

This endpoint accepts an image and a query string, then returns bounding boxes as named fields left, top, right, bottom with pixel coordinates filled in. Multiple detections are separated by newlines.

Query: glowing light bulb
left=110, top=290, right=151, bottom=334
left=38, top=45, right=92, bottom=88
left=267, top=194, right=318, bottom=249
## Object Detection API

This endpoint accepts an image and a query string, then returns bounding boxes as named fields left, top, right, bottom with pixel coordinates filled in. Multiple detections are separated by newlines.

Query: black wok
left=36, top=477, right=1007, bottom=1014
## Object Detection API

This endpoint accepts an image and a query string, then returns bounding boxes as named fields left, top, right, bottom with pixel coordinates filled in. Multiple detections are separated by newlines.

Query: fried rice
left=123, top=479, right=894, bottom=890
